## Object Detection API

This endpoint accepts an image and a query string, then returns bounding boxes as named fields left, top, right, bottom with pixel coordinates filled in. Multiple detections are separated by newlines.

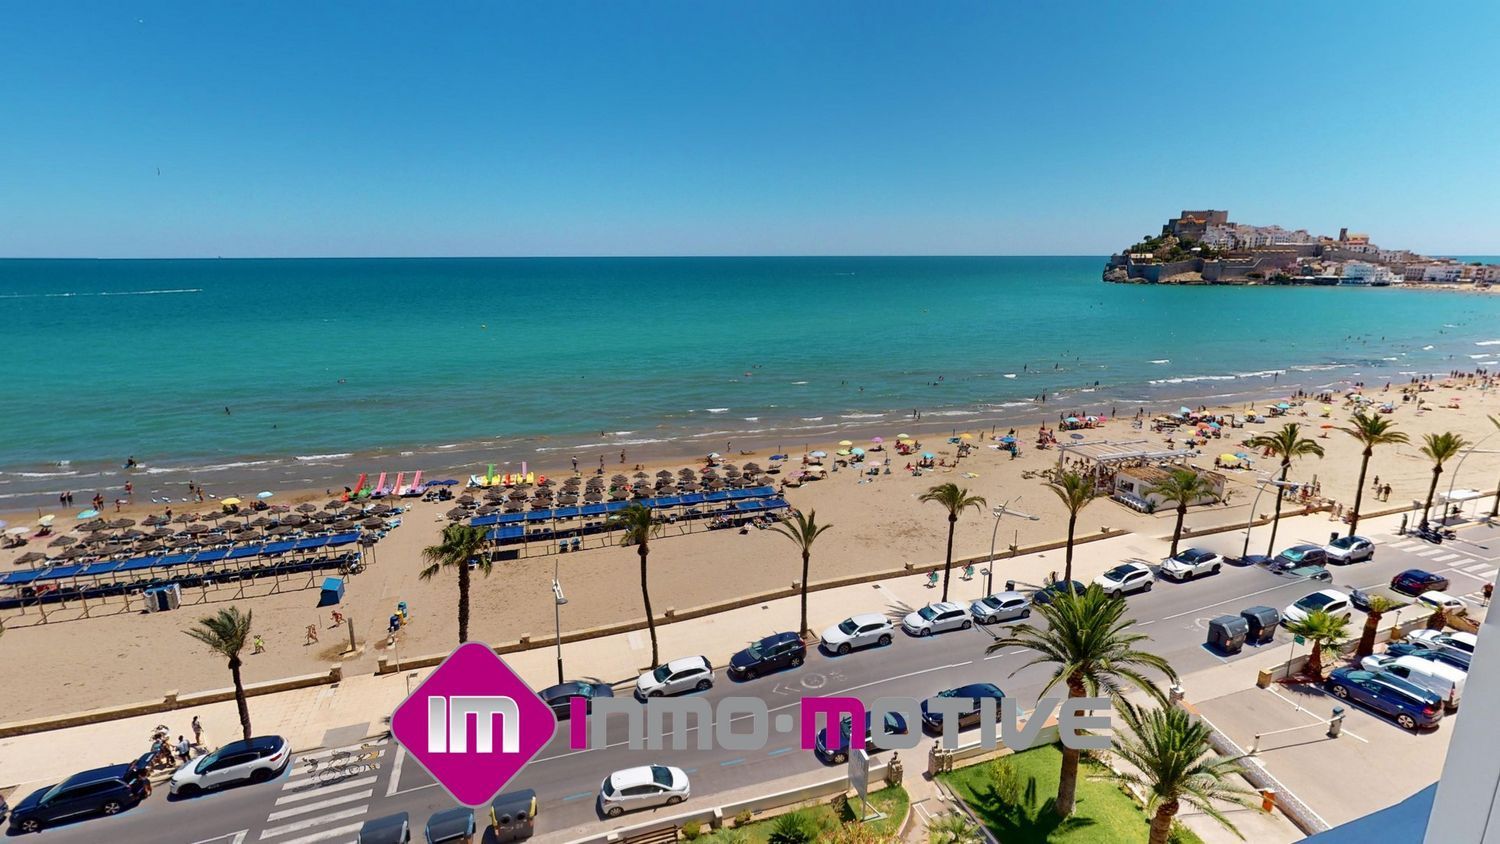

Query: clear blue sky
left=4, top=2, right=1498, bottom=257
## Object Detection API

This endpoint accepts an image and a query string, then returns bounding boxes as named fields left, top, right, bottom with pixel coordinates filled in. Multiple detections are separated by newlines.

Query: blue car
left=813, top=711, right=909, bottom=764
left=7, top=764, right=149, bottom=834
left=920, top=682, right=1007, bottom=733
left=1325, top=667, right=1443, bottom=730
left=1030, top=581, right=1087, bottom=605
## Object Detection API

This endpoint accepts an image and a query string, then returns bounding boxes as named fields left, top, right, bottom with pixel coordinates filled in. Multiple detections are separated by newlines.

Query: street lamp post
left=1441, top=430, right=1499, bottom=526
left=1241, top=475, right=1300, bottom=561
left=552, top=558, right=568, bottom=685
left=986, top=498, right=1040, bottom=594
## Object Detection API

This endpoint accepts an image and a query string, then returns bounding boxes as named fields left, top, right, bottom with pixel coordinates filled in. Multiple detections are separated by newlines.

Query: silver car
left=969, top=591, right=1031, bottom=624
left=634, top=656, right=713, bottom=698
left=820, top=613, right=895, bottom=654
left=599, top=765, right=690, bottom=817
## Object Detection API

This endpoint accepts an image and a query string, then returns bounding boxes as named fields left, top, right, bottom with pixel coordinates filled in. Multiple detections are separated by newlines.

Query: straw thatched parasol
left=49, top=535, right=76, bottom=547
left=296, top=503, right=319, bottom=514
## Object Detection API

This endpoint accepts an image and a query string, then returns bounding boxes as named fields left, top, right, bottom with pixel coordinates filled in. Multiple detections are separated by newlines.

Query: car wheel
left=838, top=643, right=852, bottom=655
left=18, top=818, right=41, bottom=833
left=1211, top=564, right=1221, bottom=575
left=833, top=751, right=848, bottom=764
left=741, top=668, right=757, bottom=680
left=791, top=655, right=803, bottom=667
left=102, top=800, right=124, bottom=815
left=1331, top=685, right=1349, bottom=699
left=666, top=795, right=684, bottom=806
left=878, top=634, right=892, bottom=646
left=960, top=620, right=972, bottom=630
left=176, top=783, right=201, bottom=798
left=1020, top=609, right=1030, bottom=619
left=606, top=806, right=624, bottom=818
left=695, top=679, right=712, bottom=692
left=918, top=627, right=932, bottom=637
left=250, top=767, right=273, bottom=783
left=1397, top=714, right=1417, bottom=730
left=1143, top=581, right=1153, bottom=592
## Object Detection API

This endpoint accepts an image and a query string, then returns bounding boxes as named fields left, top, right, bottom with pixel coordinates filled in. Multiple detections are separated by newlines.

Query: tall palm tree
left=615, top=503, right=663, bottom=667
left=1246, top=423, right=1324, bottom=556
left=1109, top=701, right=1256, bottom=844
left=184, top=606, right=255, bottom=741
left=1146, top=468, right=1218, bottom=556
left=768, top=509, right=833, bottom=638
left=419, top=523, right=492, bottom=644
left=918, top=483, right=987, bottom=602
left=985, top=585, right=1177, bottom=818
left=1282, top=609, right=1349, bottom=679
left=1418, top=431, right=1470, bottom=529
left=1049, top=471, right=1098, bottom=583
left=1339, top=412, right=1408, bottom=537
left=1355, top=595, right=1399, bottom=660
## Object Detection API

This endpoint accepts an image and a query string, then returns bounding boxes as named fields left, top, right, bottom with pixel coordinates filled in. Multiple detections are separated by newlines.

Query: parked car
left=728, top=631, right=807, bottom=680
left=1281, top=589, right=1351, bottom=624
left=1415, top=591, right=1468, bottom=617
left=1325, top=667, right=1444, bottom=730
left=538, top=681, right=615, bottom=720
left=359, top=812, right=412, bottom=844
left=1276, top=564, right=1332, bottom=582
left=814, top=711, right=909, bottom=764
left=1403, top=630, right=1477, bottom=667
left=821, top=614, right=895, bottom=654
left=7, top=764, right=149, bottom=833
left=1273, top=544, right=1327, bottom=570
left=1159, top=548, right=1223, bottom=581
left=1349, top=587, right=1405, bottom=612
left=1239, top=553, right=1273, bottom=569
left=970, top=591, right=1031, bottom=624
left=169, top=735, right=289, bottom=796
left=598, top=765, right=690, bottom=817
left=902, top=601, right=972, bottom=636
left=1030, top=580, right=1087, bottom=605
left=1360, top=654, right=1465, bottom=709
left=1324, top=535, right=1375, bottom=564
left=1390, top=569, right=1450, bottom=597
left=1093, top=562, right=1155, bottom=596
left=1385, top=641, right=1472, bottom=672
left=425, top=807, right=476, bottom=843
left=635, top=656, right=714, bottom=698
left=920, top=682, right=1007, bottom=733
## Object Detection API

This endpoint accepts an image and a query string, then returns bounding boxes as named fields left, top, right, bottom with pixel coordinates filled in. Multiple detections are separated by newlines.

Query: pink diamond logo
left=390, top=642, right=558, bottom=807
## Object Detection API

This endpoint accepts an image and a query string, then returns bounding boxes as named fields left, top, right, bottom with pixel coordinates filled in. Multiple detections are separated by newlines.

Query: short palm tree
left=1049, top=471, right=1098, bottom=583
left=185, top=606, right=255, bottom=741
left=1339, top=411, right=1408, bottom=537
left=1146, top=468, right=1218, bottom=556
left=1418, top=431, right=1470, bottom=530
left=1247, top=423, right=1324, bottom=556
left=1355, top=595, right=1399, bottom=660
left=1109, top=700, right=1257, bottom=844
left=615, top=503, right=663, bottom=667
left=1282, top=609, right=1349, bottom=679
left=769, top=509, right=833, bottom=638
left=918, top=483, right=987, bottom=602
left=927, top=811, right=983, bottom=844
left=986, top=585, right=1177, bottom=818
left=419, top=523, right=492, bottom=645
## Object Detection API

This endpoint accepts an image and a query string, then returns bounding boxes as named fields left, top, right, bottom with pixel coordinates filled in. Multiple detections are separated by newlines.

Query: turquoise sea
left=4, top=256, right=1499, bottom=508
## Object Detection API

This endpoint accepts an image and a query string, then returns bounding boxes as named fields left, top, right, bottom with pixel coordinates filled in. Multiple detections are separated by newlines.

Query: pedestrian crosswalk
left=256, top=738, right=389, bottom=844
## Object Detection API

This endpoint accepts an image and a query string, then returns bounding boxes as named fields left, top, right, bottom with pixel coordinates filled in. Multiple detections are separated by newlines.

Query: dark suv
left=8, top=764, right=148, bottom=833
left=728, top=631, right=806, bottom=680
left=920, top=682, right=1007, bottom=733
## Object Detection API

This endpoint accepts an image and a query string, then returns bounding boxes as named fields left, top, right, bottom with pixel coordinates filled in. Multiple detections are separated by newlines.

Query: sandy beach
left=2, top=374, right=1498, bottom=721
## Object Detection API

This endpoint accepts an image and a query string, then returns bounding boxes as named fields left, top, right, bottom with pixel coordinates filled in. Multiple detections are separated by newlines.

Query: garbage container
left=489, top=789, right=537, bottom=842
left=1240, top=606, right=1280, bottom=645
left=1207, top=615, right=1249, bottom=655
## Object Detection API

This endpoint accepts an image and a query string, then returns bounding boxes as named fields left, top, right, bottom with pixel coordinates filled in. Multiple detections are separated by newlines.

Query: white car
left=1158, top=548, right=1223, bottom=581
left=821, top=614, right=895, bottom=654
left=1415, top=591, right=1467, bottom=617
left=1361, top=653, right=1466, bottom=708
left=1281, top=589, right=1352, bottom=624
left=635, top=656, right=714, bottom=698
left=970, top=591, right=1031, bottom=624
left=1324, top=535, right=1375, bottom=564
left=599, top=764, right=690, bottom=817
left=1093, top=562, right=1155, bottom=597
left=168, top=736, right=289, bottom=796
left=1405, top=630, right=1477, bottom=667
left=901, top=602, right=972, bottom=636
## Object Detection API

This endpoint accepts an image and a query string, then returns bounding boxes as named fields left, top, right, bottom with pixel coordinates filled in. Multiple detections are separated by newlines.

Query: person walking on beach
left=305, top=624, right=319, bottom=645
left=253, top=634, right=265, bottom=654
left=620, top=449, right=626, bottom=464
left=571, top=456, right=578, bottom=473
left=191, top=716, right=203, bottom=748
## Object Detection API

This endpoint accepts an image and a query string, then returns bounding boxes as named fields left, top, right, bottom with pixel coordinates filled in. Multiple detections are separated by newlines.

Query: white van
left=1362, top=653, right=1466, bottom=710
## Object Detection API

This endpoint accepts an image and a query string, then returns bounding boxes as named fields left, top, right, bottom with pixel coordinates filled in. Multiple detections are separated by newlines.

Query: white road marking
left=265, top=790, right=373, bottom=822
left=259, top=807, right=368, bottom=839
left=1464, top=562, right=1493, bottom=573
left=276, top=776, right=377, bottom=804
left=1263, top=686, right=1368, bottom=743
left=1415, top=548, right=1444, bottom=558
left=190, top=833, right=248, bottom=844
left=1147, top=579, right=1307, bottom=624
left=384, top=744, right=405, bottom=798
left=1433, top=553, right=1460, bottom=563
left=267, top=823, right=364, bottom=844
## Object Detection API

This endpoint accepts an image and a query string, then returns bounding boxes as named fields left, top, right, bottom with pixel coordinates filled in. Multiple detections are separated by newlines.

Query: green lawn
left=939, top=745, right=1203, bottom=844
left=705, top=785, right=909, bottom=842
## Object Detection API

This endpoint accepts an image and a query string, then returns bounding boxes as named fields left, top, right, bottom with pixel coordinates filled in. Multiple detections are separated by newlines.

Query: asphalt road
left=16, top=520, right=1496, bottom=844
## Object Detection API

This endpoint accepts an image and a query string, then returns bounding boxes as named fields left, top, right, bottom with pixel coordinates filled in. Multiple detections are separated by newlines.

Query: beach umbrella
left=557, top=494, right=579, bottom=505
left=324, top=500, right=343, bottom=510
left=361, top=517, right=385, bottom=528
left=707, top=452, right=721, bottom=459
left=538, top=477, right=554, bottom=487
left=959, top=433, right=973, bottom=441
left=851, top=447, right=865, bottom=456
left=742, top=462, right=762, bottom=472
left=76, top=509, right=100, bottom=519
left=256, top=491, right=274, bottom=499
left=251, top=516, right=274, bottom=527
left=221, top=498, right=241, bottom=507
left=611, top=474, right=629, bottom=483
left=810, top=450, right=827, bottom=458
left=185, top=523, right=209, bottom=534
left=503, top=502, right=523, bottom=512
left=682, top=481, right=701, bottom=491
left=5, top=526, right=29, bottom=537
left=1219, top=453, right=1241, bottom=464
left=611, top=489, right=628, bottom=500
left=333, top=520, right=356, bottom=530
left=120, top=528, right=146, bottom=539
left=1085, top=416, right=1099, bottom=423
left=657, top=469, right=674, bottom=479
left=838, top=440, right=854, bottom=447
left=151, top=526, right=173, bottom=537
left=870, top=436, right=884, bottom=444
left=677, top=467, right=695, bottom=477
left=111, top=517, right=138, bottom=529
left=14, top=551, right=46, bottom=566
left=1000, top=436, right=1016, bottom=444
left=769, top=454, right=787, bottom=461
left=35, top=514, right=57, bottom=528
left=508, top=490, right=528, bottom=500
left=1065, top=417, right=1079, bottom=423
left=633, top=471, right=649, bottom=479
left=141, top=514, right=165, bottom=526
left=921, top=452, right=935, bottom=459
left=296, top=503, right=318, bottom=514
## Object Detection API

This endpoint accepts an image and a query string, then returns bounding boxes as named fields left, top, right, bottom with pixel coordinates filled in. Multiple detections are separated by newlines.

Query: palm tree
left=1246, top=423, right=1324, bottom=556
left=1282, top=609, right=1349, bottom=679
left=1146, top=468, right=1218, bottom=556
left=985, top=585, right=1177, bottom=818
left=419, top=523, right=492, bottom=644
left=1109, top=701, right=1257, bottom=844
left=185, top=606, right=255, bottom=741
left=615, top=503, right=663, bottom=667
left=1418, top=431, right=1470, bottom=530
left=769, top=509, right=833, bottom=638
left=918, top=483, right=987, bottom=602
left=1355, top=595, right=1399, bottom=660
left=1049, top=471, right=1098, bottom=583
left=927, top=812, right=983, bottom=844
left=1339, top=412, right=1408, bottom=537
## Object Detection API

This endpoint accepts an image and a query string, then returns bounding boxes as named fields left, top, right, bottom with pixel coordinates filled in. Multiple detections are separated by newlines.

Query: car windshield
left=982, top=596, right=1003, bottom=608
left=651, top=665, right=672, bottom=682
left=1330, top=537, right=1353, bottom=549
left=1105, top=564, right=1134, bottom=579
left=651, top=766, right=673, bottom=786
left=917, top=606, right=939, bottom=621
left=1297, top=593, right=1334, bottom=610
left=838, top=619, right=860, bottom=635
left=601, top=779, right=616, bottom=797
left=195, top=750, right=223, bottom=773
left=746, top=642, right=764, bottom=658
left=1178, top=550, right=1208, bottom=563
